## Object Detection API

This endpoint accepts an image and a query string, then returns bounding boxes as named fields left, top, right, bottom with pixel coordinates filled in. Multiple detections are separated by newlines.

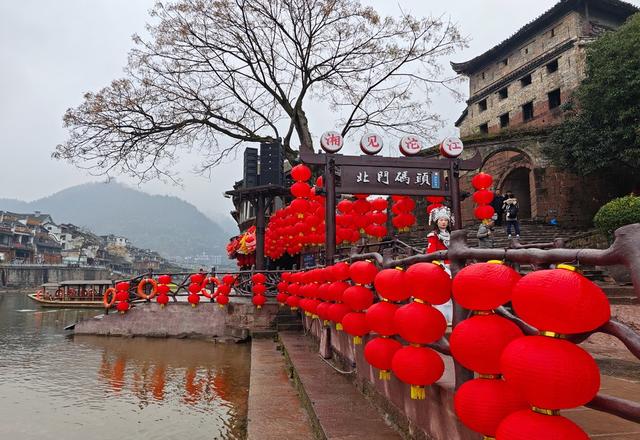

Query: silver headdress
left=429, top=206, right=453, bottom=225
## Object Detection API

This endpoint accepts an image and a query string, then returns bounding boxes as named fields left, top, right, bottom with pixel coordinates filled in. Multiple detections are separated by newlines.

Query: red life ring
left=201, top=276, right=221, bottom=299
left=137, top=278, right=158, bottom=300
left=36, top=289, right=43, bottom=299
left=103, top=287, right=117, bottom=308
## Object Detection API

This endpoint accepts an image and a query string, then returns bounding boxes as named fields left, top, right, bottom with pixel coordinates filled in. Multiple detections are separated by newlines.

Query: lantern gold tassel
left=191, top=303, right=196, bottom=308
left=482, top=436, right=496, bottom=440
left=353, top=336, right=362, bottom=345
left=410, top=385, right=426, bottom=400
left=160, top=304, right=165, bottom=309
left=379, top=370, right=391, bottom=381
left=336, top=323, right=343, bottom=331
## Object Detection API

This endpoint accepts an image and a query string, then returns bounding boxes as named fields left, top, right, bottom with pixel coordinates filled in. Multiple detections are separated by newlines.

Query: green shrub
left=593, top=195, right=640, bottom=237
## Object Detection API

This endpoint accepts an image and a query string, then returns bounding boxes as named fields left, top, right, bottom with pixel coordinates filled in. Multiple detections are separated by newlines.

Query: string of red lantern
left=115, top=281, right=130, bottom=314
left=496, top=265, right=609, bottom=438
left=156, top=274, right=171, bottom=308
left=450, top=261, right=527, bottom=438
left=187, top=273, right=204, bottom=307
left=215, top=275, right=233, bottom=307
left=472, top=173, right=495, bottom=221
left=391, top=196, right=416, bottom=232
left=251, top=272, right=267, bottom=309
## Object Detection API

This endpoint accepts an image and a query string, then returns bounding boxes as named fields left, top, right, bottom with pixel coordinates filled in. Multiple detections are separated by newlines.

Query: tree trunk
left=294, top=107, right=314, bottom=153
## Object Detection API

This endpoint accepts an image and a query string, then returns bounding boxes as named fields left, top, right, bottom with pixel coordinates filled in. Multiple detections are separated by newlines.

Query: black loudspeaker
left=259, top=140, right=284, bottom=186
left=243, top=147, right=259, bottom=188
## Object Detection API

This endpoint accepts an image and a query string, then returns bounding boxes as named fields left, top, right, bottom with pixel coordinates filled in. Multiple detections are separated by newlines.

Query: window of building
left=550, top=27, right=556, bottom=38
left=547, top=59, right=559, bottom=73
left=500, top=113, right=510, bottom=128
left=520, top=74, right=532, bottom=87
left=500, top=58, right=509, bottom=67
left=478, top=99, right=488, bottom=112
left=479, top=123, right=489, bottom=134
left=498, top=87, right=508, bottom=100
left=548, top=88, right=561, bottom=109
left=522, top=101, right=534, bottom=122
left=481, top=72, right=486, bottom=80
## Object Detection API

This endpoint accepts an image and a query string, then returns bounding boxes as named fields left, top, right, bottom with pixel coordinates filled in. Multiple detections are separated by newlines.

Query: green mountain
left=0, top=182, right=231, bottom=258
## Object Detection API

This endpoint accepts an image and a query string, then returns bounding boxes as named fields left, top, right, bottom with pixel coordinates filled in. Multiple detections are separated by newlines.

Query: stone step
left=279, top=332, right=402, bottom=440
left=247, top=339, right=316, bottom=440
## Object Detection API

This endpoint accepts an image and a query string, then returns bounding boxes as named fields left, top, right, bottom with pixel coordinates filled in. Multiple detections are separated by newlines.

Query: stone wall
left=74, top=299, right=281, bottom=340
left=0, top=265, right=111, bottom=288
left=304, top=317, right=479, bottom=440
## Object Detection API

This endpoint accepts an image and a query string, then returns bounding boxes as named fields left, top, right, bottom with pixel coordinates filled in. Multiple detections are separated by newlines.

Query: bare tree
left=55, top=0, right=465, bottom=181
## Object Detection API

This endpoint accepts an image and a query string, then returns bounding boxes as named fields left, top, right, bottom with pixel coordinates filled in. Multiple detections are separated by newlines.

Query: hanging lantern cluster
left=471, top=172, right=495, bottom=220
left=425, top=196, right=446, bottom=217
left=215, top=275, right=234, bottom=307
left=390, top=196, right=416, bottom=232
left=115, top=281, right=131, bottom=314
left=336, top=198, right=362, bottom=245
left=265, top=168, right=326, bottom=259
left=391, top=262, right=451, bottom=400
left=188, top=273, right=205, bottom=307
left=495, top=265, right=609, bottom=438
left=450, top=261, right=527, bottom=438
left=251, top=273, right=267, bottom=309
left=156, top=274, right=172, bottom=307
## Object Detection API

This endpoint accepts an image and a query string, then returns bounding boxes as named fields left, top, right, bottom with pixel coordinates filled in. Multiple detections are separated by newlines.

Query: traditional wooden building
left=452, top=0, right=637, bottom=226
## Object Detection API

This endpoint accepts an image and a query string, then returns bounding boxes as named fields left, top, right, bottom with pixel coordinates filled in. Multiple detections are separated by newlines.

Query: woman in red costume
left=426, top=206, right=452, bottom=254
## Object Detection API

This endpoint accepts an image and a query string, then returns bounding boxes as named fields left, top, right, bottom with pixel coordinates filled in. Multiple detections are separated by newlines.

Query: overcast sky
left=1, top=0, right=638, bottom=221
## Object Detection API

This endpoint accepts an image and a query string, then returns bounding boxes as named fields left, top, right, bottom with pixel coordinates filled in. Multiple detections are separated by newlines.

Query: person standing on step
left=491, top=188, right=505, bottom=226
left=502, top=191, right=520, bottom=239
left=477, top=215, right=496, bottom=248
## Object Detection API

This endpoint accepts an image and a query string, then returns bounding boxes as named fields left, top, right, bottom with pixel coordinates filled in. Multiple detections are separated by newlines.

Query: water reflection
left=0, top=292, right=250, bottom=440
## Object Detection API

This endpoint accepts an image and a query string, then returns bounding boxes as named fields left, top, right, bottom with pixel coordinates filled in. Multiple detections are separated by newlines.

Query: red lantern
left=188, top=292, right=200, bottom=307
left=500, top=336, right=600, bottom=409
left=217, top=284, right=231, bottom=296
left=496, top=410, right=589, bottom=440
left=328, top=303, right=351, bottom=330
left=349, top=260, right=379, bottom=285
left=115, top=290, right=129, bottom=302
left=364, top=337, right=402, bottom=380
left=156, top=293, right=169, bottom=307
left=286, top=295, right=299, bottom=310
left=222, top=275, right=235, bottom=285
left=316, top=301, right=332, bottom=322
left=291, top=164, right=312, bottom=182
left=342, top=285, right=374, bottom=311
left=394, top=301, right=447, bottom=344
left=474, top=204, right=495, bottom=220
left=190, top=273, right=205, bottom=285
left=450, top=314, right=523, bottom=375
left=512, top=267, right=610, bottom=334
left=373, top=268, right=410, bottom=302
left=251, top=273, right=267, bottom=284
left=453, top=262, right=521, bottom=310
left=341, top=312, right=369, bottom=344
left=371, top=198, right=388, bottom=211
left=276, top=292, right=288, bottom=305
left=426, top=196, right=445, bottom=203
left=391, top=346, right=444, bottom=399
left=454, top=379, right=528, bottom=437
left=365, top=301, right=398, bottom=336
left=331, top=262, right=350, bottom=281
left=216, top=294, right=229, bottom=307
left=115, top=282, right=130, bottom=292
left=337, top=199, right=353, bottom=213
left=116, top=301, right=130, bottom=313
left=405, top=263, right=451, bottom=305
left=157, top=284, right=171, bottom=295
left=252, top=283, right=267, bottom=295
left=472, top=172, right=493, bottom=190
left=188, top=282, right=201, bottom=294
left=158, top=275, right=172, bottom=285
left=252, top=294, right=267, bottom=309
left=473, top=189, right=494, bottom=205
left=327, top=281, right=349, bottom=302
left=277, top=281, right=288, bottom=292
left=290, top=181, right=311, bottom=198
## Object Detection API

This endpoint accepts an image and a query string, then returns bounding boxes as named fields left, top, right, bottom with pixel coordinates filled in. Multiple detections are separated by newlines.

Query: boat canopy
left=58, top=280, right=114, bottom=286
left=42, top=283, right=60, bottom=288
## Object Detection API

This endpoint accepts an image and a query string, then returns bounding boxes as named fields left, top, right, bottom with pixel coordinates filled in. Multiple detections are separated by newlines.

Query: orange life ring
left=137, top=278, right=158, bottom=300
left=201, top=276, right=221, bottom=299
left=103, top=287, right=117, bottom=308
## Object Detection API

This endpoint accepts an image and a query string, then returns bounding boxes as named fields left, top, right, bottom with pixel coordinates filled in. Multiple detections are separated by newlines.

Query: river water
left=0, top=291, right=250, bottom=440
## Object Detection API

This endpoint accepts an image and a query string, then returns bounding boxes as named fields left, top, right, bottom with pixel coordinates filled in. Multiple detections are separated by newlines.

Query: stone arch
left=480, top=148, right=536, bottom=220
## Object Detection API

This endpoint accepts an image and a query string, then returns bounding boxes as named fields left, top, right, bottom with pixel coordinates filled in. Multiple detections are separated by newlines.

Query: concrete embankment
left=0, top=265, right=110, bottom=288
left=74, top=298, right=287, bottom=340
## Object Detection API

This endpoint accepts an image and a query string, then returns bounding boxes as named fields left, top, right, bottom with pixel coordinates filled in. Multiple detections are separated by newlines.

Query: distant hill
left=0, top=182, right=231, bottom=258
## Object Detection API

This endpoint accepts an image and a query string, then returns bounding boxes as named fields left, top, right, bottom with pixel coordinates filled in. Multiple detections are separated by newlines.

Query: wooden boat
left=28, top=280, right=114, bottom=309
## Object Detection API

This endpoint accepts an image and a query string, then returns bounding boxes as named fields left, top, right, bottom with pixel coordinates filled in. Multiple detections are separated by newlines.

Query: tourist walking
left=491, top=189, right=505, bottom=226
left=477, top=217, right=495, bottom=248
left=502, top=191, right=521, bottom=239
